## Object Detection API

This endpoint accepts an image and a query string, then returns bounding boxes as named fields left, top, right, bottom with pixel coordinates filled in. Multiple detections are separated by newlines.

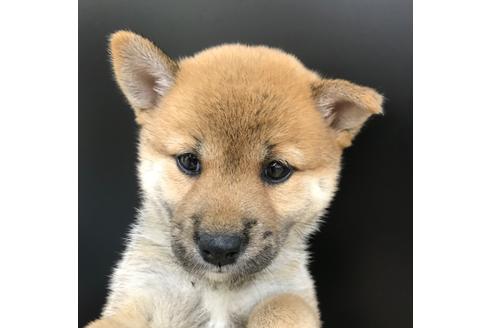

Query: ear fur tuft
left=312, top=79, right=383, bottom=147
left=109, top=30, right=178, bottom=115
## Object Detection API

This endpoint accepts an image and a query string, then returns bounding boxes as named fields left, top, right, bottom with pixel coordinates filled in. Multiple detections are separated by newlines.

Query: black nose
left=197, top=233, right=245, bottom=266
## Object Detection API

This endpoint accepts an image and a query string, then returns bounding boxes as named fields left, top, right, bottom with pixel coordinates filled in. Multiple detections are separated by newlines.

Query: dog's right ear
left=109, top=31, right=178, bottom=120
left=312, top=79, right=383, bottom=148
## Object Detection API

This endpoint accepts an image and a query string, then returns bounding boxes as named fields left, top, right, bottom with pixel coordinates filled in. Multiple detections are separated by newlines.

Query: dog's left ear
left=109, top=30, right=178, bottom=122
left=312, top=79, right=384, bottom=148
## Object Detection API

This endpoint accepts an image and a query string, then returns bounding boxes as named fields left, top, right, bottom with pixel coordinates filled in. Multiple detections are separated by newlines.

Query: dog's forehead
left=162, top=84, right=323, bottom=161
left=174, top=48, right=317, bottom=133
left=147, top=44, right=339, bottom=169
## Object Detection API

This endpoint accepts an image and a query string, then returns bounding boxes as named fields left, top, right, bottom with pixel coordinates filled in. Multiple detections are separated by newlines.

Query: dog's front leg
left=86, top=315, right=148, bottom=328
left=247, top=294, right=320, bottom=328
left=85, top=305, right=149, bottom=328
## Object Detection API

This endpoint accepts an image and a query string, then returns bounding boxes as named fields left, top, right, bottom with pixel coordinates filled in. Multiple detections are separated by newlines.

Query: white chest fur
left=200, top=278, right=284, bottom=328
left=202, top=289, right=233, bottom=328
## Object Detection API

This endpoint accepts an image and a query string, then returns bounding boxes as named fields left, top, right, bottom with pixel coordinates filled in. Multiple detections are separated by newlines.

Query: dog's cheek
left=307, top=175, right=338, bottom=216
left=267, top=172, right=338, bottom=226
left=138, top=157, right=166, bottom=195
left=161, top=159, right=195, bottom=204
left=138, top=156, right=193, bottom=205
left=266, top=179, right=310, bottom=219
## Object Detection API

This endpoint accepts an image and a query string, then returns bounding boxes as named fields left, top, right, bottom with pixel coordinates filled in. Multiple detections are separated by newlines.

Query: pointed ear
left=109, top=31, right=178, bottom=117
left=312, top=79, right=384, bottom=148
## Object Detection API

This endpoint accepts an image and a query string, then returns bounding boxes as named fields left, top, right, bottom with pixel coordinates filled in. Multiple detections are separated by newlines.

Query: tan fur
left=88, top=30, right=383, bottom=328
left=248, top=294, right=320, bottom=327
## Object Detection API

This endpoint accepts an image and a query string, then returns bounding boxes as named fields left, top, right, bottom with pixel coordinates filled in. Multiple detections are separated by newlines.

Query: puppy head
left=109, top=31, right=383, bottom=281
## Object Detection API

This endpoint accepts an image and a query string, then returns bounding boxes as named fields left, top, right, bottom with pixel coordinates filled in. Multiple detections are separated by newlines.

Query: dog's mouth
left=170, top=237, right=279, bottom=281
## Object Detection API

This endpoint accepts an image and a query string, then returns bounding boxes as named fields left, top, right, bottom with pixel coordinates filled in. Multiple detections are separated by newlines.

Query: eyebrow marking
left=263, top=143, right=277, bottom=159
left=191, top=135, right=203, bottom=155
left=264, top=142, right=306, bottom=168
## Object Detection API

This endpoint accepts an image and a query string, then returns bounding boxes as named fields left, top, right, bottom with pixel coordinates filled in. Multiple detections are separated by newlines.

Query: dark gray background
left=79, top=0, right=412, bottom=327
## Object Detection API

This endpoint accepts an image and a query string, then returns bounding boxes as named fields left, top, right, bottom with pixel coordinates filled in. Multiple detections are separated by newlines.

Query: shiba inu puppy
left=86, top=30, right=383, bottom=328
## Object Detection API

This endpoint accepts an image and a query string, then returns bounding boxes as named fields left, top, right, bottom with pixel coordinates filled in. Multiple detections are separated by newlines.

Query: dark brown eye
left=262, top=161, right=293, bottom=184
left=176, top=153, right=201, bottom=176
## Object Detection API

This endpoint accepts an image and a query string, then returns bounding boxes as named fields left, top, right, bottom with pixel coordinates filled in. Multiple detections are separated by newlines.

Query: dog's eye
left=262, top=161, right=293, bottom=184
left=176, top=153, right=201, bottom=176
